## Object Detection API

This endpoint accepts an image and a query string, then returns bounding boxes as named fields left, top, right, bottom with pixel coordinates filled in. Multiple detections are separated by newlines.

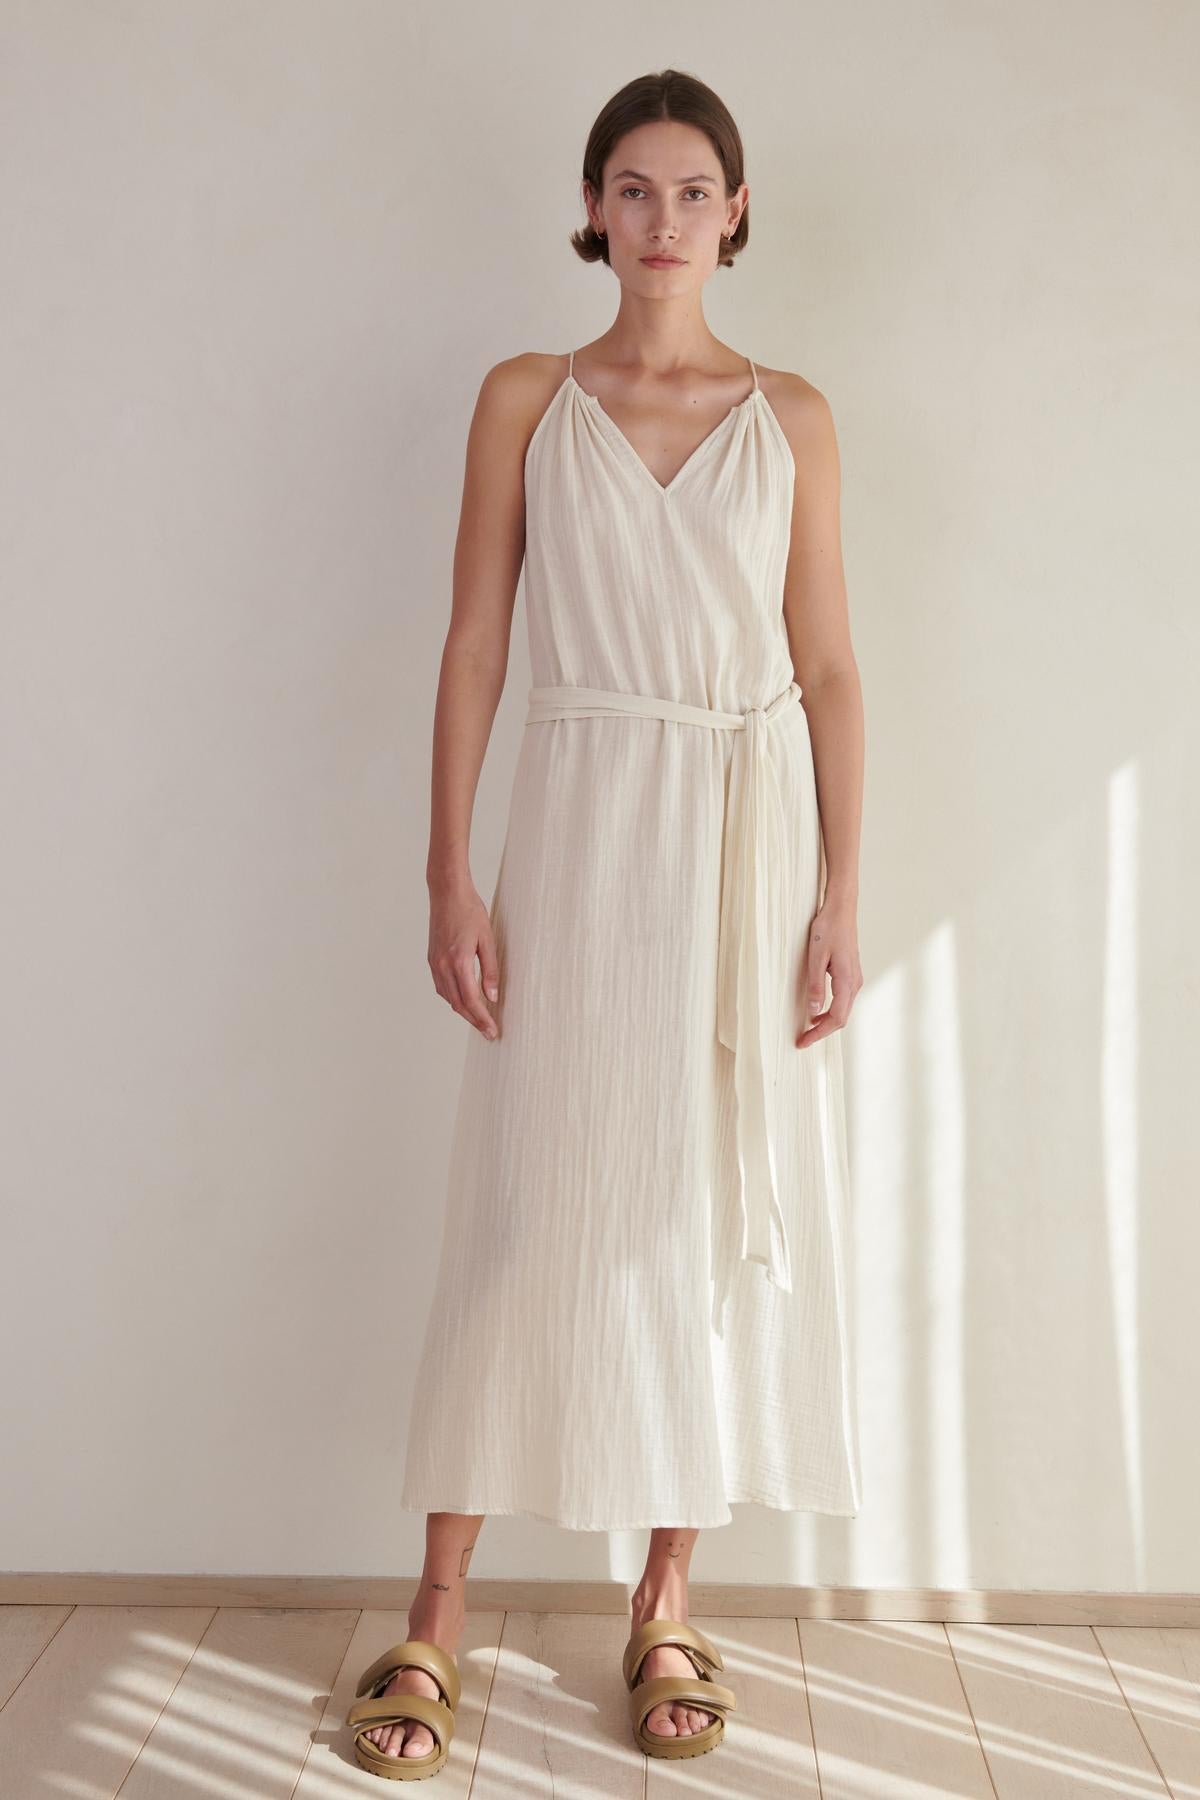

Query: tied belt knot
left=525, top=678, right=805, bottom=1307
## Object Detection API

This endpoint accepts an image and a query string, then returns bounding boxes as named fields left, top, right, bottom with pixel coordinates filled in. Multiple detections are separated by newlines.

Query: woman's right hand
left=427, top=877, right=501, bottom=1040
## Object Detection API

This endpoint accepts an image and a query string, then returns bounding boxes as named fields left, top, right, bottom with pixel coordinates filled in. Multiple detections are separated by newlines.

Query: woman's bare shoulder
left=755, top=364, right=839, bottom=466
left=755, top=362, right=832, bottom=416
left=473, top=350, right=570, bottom=425
left=461, top=355, right=570, bottom=475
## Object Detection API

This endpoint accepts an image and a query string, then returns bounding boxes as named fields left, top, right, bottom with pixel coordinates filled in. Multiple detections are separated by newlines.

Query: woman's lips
left=641, top=256, right=684, bottom=267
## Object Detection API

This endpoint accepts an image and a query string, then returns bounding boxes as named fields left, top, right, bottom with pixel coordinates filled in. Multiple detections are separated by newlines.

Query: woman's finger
left=450, top=947, right=499, bottom=1038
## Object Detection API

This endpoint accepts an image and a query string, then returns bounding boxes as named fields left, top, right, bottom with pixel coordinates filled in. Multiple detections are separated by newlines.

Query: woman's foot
left=636, top=1641, right=717, bottom=1737
left=363, top=1610, right=462, bottom=1763
left=629, top=1601, right=716, bottom=1738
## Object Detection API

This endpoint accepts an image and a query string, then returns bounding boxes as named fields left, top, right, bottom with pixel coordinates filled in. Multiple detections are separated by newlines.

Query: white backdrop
left=2, top=0, right=1197, bottom=1590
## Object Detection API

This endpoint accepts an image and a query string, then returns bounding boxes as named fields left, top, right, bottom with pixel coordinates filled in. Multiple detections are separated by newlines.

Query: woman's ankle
left=407, top=1596, right=466, bottom=1649
left=630, top=1577, right=690, bottom=1625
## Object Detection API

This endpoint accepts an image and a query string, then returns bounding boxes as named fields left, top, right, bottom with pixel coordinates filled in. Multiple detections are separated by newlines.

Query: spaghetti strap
left=747, top=356, right=759, bottom=392
left=568, top=348, right=575, bottom=379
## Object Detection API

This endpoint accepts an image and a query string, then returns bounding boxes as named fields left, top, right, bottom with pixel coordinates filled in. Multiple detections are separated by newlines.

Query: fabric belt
left=524, top=677, right=806, bottom=1301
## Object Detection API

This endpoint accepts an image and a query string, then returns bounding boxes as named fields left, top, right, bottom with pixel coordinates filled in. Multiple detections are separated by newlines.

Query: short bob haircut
left=569, top=69, right=748, bottom=272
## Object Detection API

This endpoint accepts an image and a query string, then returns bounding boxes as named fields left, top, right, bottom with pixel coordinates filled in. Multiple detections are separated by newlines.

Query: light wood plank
left=1094, top=1625, right=1200, bottom=1798
left=293, top=1607, right=503, bottom=1796
left=0, top=1604, right=211, bottom=1798
left=0, top=1604, right=74, bottom=1707
left=118, top=1604, right=357, bottom=1797
left=948, top=1622, right=1170, bottom=1797
left=470, top=1611, right=644, bottom=1797
left=646, top=1617, right=821, bottom=1796
left=800, top=1619, right=993, bottom=1798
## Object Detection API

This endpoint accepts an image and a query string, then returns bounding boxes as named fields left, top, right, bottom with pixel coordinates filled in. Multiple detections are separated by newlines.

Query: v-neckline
left=568, top=375, right=762, bottom=498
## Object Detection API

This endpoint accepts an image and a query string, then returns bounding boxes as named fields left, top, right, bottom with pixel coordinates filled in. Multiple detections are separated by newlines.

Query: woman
left=348, top=67, right=865, bottom=1780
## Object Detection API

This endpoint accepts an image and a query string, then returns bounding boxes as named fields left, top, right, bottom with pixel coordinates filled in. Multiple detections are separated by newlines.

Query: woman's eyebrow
left=610, top=168, right=719, bottom=185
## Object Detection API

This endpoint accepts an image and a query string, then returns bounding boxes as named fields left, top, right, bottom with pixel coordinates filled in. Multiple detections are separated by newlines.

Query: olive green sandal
left=345, top=1639, right=461, bottom=1781
left=623, top=1619, right=737, bottom=1759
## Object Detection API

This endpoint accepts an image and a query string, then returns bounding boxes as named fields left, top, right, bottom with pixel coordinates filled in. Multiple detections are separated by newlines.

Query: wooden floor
left=1, top=1603, right=1196, bottom=1796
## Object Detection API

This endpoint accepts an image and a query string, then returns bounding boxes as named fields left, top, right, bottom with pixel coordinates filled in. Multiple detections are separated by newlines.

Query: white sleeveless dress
left=399, top=351, right=862, bottom=1530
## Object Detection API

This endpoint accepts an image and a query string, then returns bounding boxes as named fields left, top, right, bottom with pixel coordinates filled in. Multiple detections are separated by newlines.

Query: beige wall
left=3, top=0, right=1197, bottom=1591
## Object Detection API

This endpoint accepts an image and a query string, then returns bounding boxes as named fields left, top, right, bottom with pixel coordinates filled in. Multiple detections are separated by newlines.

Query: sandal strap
left=346, top=1691, right=454, bottom=1749
left=352, top=1638, right=461, bottom=1712
left=628, top=1674, right=737, bottom=1732
left=622, top=1618, right=724, bottom=1688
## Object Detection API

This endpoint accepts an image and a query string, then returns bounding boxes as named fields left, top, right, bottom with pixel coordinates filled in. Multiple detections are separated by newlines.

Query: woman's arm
left=426, top=355, right=544, bottom=1041
left=774, top=373, right=865, bottom=1043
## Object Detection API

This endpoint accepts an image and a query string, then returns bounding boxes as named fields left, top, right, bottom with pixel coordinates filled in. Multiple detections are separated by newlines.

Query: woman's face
left=587, top=119, right=745, bottom=290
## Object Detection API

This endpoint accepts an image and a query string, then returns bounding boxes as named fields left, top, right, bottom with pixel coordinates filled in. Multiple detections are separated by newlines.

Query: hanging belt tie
left=524, top=678, right=805, bottom=1306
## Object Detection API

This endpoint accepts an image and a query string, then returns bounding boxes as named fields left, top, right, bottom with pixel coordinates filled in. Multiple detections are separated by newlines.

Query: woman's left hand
left=796, top=893, right=863, bottom=1047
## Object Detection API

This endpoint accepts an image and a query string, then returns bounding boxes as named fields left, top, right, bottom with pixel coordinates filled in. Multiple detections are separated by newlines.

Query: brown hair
left=569, top=69, right=748, bottom=272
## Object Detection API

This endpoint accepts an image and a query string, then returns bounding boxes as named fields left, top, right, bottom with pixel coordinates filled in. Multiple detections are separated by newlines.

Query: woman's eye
left=618, top=186, right=709, bottom=201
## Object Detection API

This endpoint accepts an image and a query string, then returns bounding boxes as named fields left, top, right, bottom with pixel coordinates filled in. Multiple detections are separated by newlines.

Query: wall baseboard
left=1, top=1573, right=1196, bottom=1624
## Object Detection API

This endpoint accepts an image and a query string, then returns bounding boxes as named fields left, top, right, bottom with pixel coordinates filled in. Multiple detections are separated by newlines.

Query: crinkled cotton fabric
left=399, top=351, right=862, bottom=1530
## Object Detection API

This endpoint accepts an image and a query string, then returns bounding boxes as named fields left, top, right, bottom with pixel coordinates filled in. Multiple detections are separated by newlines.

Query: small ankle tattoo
left=458, top=1532, right=480, bottom=1579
